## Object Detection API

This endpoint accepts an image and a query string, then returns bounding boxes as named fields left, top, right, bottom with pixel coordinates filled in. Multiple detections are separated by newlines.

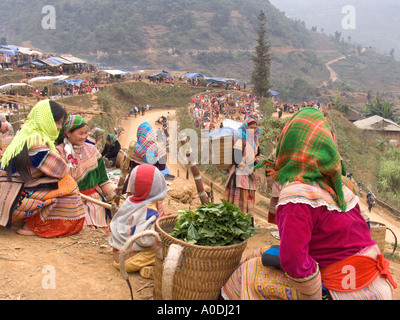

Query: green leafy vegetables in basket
left=170, top=200, right=256, bottom=247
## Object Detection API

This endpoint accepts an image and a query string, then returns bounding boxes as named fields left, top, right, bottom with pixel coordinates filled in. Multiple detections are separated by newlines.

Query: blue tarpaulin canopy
left=204, top=76, right=238, bottom=84
left=46, top=57, right=64, bottom=66
left=150, top=72, right=173, bottom=78
left=209, top=127, right=235, bottom=140
left=184, top=73, right=204, bottom=79
left=53, top=79, right=84, bottom=86
left=1, top=45, right=19, bottom=51
left=268, top=90, right=279, bottom=98
left=18, top=61, right=45, bottom=67
left=0, top=49, right=17, bottom=56
left=39, top=58, right=61, bottom=67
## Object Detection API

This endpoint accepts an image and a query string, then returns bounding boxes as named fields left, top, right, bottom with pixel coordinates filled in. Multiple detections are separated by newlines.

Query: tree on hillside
left=364, top=97, right=397, bottom=121
left=334, top=31, right=342, bottom=42
left=251, top=10, right=272, bottom=98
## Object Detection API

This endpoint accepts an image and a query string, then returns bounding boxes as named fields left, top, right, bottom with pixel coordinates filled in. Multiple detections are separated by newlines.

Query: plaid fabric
left=234, top=117, right=262, bottom=148
left=263, top=107, right=347, bottom=212
left=134, top=122, right=159, bottom=164
left=63, top=114, right=87, bottom=133
left=89, top=127, right=106, bottom=142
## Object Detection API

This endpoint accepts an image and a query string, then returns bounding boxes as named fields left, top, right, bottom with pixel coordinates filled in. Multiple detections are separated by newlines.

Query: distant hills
left=2, top=0, right=400, bottom=99
left=269, top=0, right=400, bottom=60
left=1, top=0, right=309, bottom=68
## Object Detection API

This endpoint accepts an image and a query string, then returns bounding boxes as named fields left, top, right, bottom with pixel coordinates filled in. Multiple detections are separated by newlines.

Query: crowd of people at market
left=189, top=92, right=263, bottom=130
left=274, top=99, right=326, bottom=117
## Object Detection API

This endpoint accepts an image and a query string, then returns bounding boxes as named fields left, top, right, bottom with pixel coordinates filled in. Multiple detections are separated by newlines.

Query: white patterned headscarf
left=109, top=164, right=167, bottom=250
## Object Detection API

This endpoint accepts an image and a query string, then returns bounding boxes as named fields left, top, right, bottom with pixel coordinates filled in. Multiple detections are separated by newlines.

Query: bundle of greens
left=170, top=200, right=255, bottom=247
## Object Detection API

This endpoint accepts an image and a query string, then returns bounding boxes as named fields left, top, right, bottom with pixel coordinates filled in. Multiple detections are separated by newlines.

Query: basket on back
left=370, top=221, right=398, bottom=255
left=210, top=135, right=234, bottom=171
left=153, top=215, right=247, bottom=300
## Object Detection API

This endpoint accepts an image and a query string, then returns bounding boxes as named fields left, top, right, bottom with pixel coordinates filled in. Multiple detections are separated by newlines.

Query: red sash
left=80, top=185, right=99, bottom=196
left=320, top=253, right=397, bottom=292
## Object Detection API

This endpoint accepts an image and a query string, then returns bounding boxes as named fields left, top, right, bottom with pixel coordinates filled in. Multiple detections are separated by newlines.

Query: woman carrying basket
left=224, top=117, right=262, bottom=215
left=221, top=107, right=397, bottom=300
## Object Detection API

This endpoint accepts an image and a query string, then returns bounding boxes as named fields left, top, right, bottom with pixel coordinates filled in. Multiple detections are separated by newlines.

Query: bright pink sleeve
left=276, top=202, right=318, bottom=279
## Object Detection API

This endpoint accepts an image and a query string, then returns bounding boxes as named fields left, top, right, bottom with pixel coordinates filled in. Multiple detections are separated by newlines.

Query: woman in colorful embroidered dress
left=224, top=117, right=262, bottom=215
left=221, top=107, right=397, bottom=300
left=56, top=115, right=116, bottom=230
left=109, top=164, right=167, bottom=278
left=0, top=100, right=86, bottom=237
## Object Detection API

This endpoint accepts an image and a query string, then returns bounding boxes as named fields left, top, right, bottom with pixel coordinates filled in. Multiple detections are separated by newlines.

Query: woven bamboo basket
left=370, top=221, right=386, bottom=254
left=153, top=215, right=247, bottom=300
left=370, top=221, right=398, bottom=255
left=210, top=136, right=233, bottom=171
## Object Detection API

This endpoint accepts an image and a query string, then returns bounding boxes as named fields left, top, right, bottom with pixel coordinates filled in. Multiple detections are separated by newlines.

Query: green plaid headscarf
left=63, top=114, right=87, bottom=133
left=89, top=127, right=106, bottom=142
left=256, top=107, right=348, bottom=212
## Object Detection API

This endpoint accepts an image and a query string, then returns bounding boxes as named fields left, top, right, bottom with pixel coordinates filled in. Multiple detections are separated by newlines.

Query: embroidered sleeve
left=31, top=148, right=68, bottom=178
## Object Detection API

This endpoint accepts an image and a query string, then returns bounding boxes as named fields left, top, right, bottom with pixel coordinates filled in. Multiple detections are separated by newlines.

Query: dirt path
left=118, top=109, right=176, bottom=149
left=0, top=107, right=399, bottom=301
left=324, top=56, right=346, bottom=84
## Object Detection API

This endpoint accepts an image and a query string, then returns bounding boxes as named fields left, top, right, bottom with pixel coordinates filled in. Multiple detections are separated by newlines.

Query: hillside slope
left=2, top=0, right=400, bottom=95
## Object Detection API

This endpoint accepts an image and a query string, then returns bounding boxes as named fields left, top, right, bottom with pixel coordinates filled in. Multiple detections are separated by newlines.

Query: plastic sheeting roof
left=28, top=75, right=69, bottom=84
left=98, top=70, right=127, bottom=75
left=0, top=49, right=17, bottom=56
left=53, top=79, right=83, bottom=86
left=268, top=90, right=279, bottom=96
left=209, top=127, right=235, bottom=140
left=354, top=115, right=400, bottom=132
left=203, top=76, right=237, bottom=84
left=39, top=58, right=60, bottom=67
left=222, top=119, right=242, bottom=130
left=52, top=56, right=74, bottom=65
left=184, top=73, right=204, bottom=78
left=45, top=57, right=64, bottom=66
left=0, top=45, right=42, bottom=56
left=60, top=55, right=87, bottom=64
left=150, top=72, right=173, bottom=78
left=0, top=83, right=32, bottom=92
